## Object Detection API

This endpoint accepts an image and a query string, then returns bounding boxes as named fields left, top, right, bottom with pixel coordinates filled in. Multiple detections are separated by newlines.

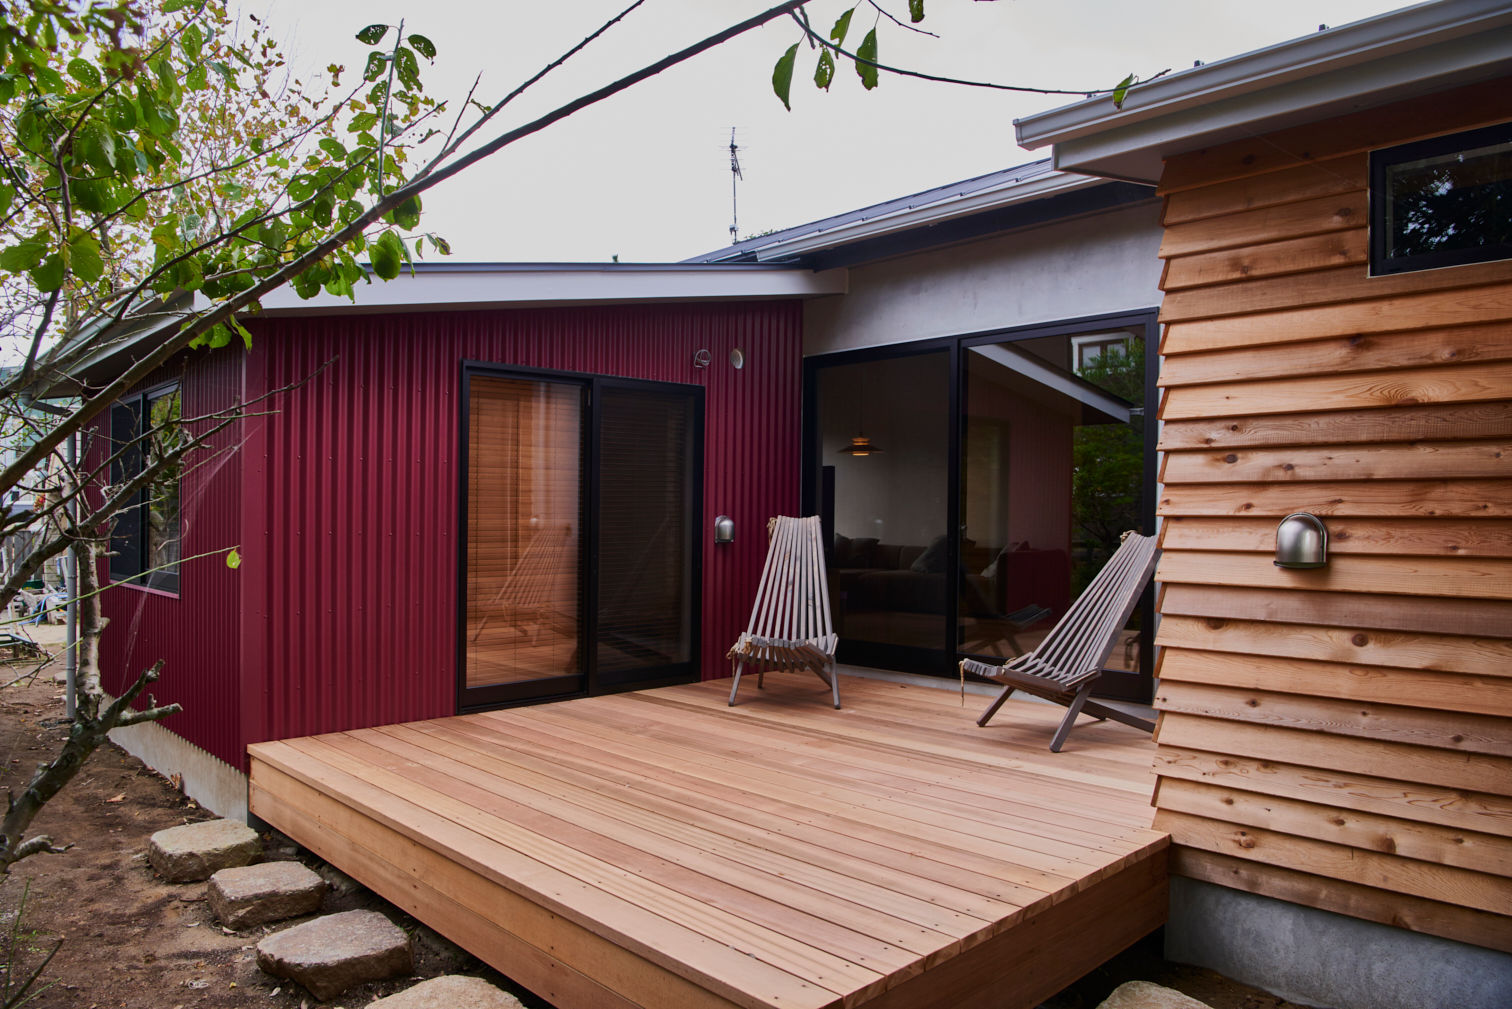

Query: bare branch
left=787, top=11, right=1160, bottom=97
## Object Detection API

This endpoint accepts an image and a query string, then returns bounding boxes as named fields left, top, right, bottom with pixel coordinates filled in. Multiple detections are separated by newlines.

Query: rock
left=207, top=860, right=328, bottom=929
left=1097, top=980, right=1216, bottom=1009
left=256, top=909, right=413, bottom=1000
left=369, top=975, right=525, bottom=1009
left=147, top=819, right=261, bottom=882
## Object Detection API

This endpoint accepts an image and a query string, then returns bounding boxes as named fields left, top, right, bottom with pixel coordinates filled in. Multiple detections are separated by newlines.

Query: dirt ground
left=0, top=625, right=1311, bottom=1009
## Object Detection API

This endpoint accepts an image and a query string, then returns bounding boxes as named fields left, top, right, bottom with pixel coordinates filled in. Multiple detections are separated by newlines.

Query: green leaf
left=1111, top=73, right=1136, bottom=109
left=68, top=230, right=103, bottom=283
left=393, top=47, right=420, bottom=89
left=356, top=24, right=389, bottom=45
left=287, top=175, right=317, bottom=202
left=0, top=185, right=12, bottom=215
left=318, top=137, right=347, bottom=161
left=30, top=253, right=65, bottom=292
left=69, top=178, right=111, bottom=214
left=226, top=548, right=242, bottom=570
left=407, top=34, right=436, bottom=60
left=162, top=0, right=190, bottom=11
left=66, top=57, right=101, bottom=88
left=429, top=235, right=451, bottom=256
left=370, top=230, right=403, bottom=280
left=772, top=42, right=799, bottom=111
left=186, top=63, right=207, bottom=90
left=33, top=65, right=66, bottom=93
left=229, top=317, right=253, bottom=350
left=363, top=51, right=386, bottom=82
left=814, top=49, right=835, bottom=91
left=855, top=28, right=879, bottom=90
left=391, top=194, right=421, bottom=230
left=82, top=126, right=117, bottom=171
left=182, top=24, right=203, bottom=61
left=0, top=237, right=48, bottom=273
left=908, top=0, right=925, bottom=23
left=206, top=323, right=232, bottom=349
left=830, top=8, right=854, bottom=46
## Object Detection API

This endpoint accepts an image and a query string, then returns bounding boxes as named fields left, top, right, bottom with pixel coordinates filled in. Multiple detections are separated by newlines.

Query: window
left=110, top=384, right=182, bottom=593
left=1370, top=121, right=1512, bottom=275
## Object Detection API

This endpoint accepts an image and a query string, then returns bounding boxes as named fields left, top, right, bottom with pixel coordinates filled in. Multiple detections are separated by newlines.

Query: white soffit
left=257, top=264, right=847, bottom=316
left=1015, top=0, right=1512, bottom=184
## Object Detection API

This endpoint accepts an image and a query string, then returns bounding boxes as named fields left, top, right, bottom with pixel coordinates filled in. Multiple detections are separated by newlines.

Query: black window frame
left=109, top=381, right=182, bottom=595
left=1369, top=120, right=1512, bottom=276
left=801, top=308, right=1160, bottom=702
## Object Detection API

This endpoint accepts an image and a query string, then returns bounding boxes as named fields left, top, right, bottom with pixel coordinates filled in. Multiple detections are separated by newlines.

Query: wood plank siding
left=1151, top=76, right=1512, bottom=952
left=249, top=675, right=1168, bottom=1009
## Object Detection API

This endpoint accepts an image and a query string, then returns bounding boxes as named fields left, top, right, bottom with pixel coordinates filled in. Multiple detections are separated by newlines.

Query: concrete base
left=108, top=714, right=248, bottom=821
left=1167, top=877, right=1512, bottom=1009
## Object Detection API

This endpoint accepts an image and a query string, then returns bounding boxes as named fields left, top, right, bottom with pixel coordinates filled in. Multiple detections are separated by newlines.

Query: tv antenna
left=728, top=127, right=743, bottom=242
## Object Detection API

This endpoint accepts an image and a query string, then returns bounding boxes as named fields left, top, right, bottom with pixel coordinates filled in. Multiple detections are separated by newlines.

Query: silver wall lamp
left=1275, top=512, right=1328, bottom=569
left=714, top=515, right=735, bottom=544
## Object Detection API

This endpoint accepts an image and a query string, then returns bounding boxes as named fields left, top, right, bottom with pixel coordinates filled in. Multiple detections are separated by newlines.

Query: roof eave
left=1016, top=0, right=1512, bottom=184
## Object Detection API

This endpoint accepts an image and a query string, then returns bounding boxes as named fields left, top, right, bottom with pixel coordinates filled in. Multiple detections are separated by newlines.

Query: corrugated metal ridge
left=685, top=158, right=1063, bottom=264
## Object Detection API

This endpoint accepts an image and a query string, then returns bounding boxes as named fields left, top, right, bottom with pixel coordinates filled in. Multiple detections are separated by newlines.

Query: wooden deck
left=248, top=675, right=1168, bottom=1009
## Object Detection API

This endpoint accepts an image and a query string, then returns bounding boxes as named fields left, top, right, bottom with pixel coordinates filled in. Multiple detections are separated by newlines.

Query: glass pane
left=596, top=386, right=696, bottom=683
left=960, top=329, right=1146, bottom=668
left=818, top=352, right=950, bottom=656
left=144, top=388, right=182, bottom=588
left=1385, top=139, right=1512, bottom=260
left=465, top=376, right=583, bottom=689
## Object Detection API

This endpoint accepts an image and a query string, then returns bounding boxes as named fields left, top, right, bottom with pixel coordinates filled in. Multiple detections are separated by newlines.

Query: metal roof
left=685, top=159, right=1137, bottom=266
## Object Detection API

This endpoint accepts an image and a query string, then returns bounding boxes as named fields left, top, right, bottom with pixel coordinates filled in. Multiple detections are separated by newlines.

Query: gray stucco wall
left=803, top=199, right=1164, bottom=356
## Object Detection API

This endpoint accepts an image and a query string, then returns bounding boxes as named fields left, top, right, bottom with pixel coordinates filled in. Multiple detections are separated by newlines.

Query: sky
left=250, top=0, right=1414, bottom=264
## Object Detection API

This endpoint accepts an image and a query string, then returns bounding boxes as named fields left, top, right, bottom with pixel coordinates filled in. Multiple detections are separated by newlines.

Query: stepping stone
left=147, top=819, right=261, bottom=883
left=208, top=861, right=328, bottom=929
left=1097, top=981, right=1215, bottom=1009
left=369, top=975, right=525, bottom=1009
left=256, top=909, right=413, bottom=1000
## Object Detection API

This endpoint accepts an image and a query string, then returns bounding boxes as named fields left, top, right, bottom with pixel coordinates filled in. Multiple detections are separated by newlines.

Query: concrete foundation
left=1167, top=877, right=1512, bottom=1009
left=109, top=714, right=248, bottom=821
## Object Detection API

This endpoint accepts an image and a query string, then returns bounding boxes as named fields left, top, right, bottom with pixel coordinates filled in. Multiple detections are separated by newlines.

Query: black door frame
left=456, top=361, right=704, bottom=712
left=801, top=308, right=1160, bottom=702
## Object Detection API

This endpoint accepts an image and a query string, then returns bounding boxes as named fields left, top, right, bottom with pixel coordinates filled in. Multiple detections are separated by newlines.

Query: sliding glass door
left=806, top=311, right=1157, bottom=700
left=460, top=367, right=701, bottom=709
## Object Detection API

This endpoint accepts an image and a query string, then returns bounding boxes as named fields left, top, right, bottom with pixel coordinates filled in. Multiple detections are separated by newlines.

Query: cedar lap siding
left=100, top=301, right=801, bottom=771
left=1150, top=78, right=1512, bottom=952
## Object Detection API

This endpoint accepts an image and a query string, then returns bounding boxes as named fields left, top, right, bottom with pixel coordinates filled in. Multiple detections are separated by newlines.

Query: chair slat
left=970, top=532, right=1158, bottom=749
left=728, top=516, right=840, bottom=708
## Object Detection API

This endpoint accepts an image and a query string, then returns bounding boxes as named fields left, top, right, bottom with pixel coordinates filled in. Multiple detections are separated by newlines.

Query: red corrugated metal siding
left=241, top=302, right=800, bottom=754
left=97, top=347, right=244, bottom=767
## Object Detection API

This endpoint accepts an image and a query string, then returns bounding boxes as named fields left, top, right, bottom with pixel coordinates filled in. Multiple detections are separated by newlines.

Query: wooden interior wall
left=1150, top=76, right=1512, bottom=953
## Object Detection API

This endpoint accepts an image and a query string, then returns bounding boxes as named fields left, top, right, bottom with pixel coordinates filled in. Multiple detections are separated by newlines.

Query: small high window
left=110, top=384, right=182, bottom=593
left=1370, top=121, right=1512, bottom=275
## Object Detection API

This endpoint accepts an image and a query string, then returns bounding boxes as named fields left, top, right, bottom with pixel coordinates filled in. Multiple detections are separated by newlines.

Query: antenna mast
left=728, top=127, right=743, bottom=242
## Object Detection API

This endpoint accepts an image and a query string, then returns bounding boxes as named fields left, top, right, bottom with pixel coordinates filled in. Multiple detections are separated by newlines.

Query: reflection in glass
left=960, top=330, right=1145, bottom=668
left=818, top=352, right=950, bottom=654
left=465, top=376, right=583, bottom=689
left=144, top=388, right=182, bottom=580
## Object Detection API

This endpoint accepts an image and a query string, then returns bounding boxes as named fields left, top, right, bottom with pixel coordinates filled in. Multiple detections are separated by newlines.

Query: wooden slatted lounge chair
left=470, top=524, right=573, bottom=644
left=727, top=515, right=840, bottom=709
left=961, top=531, right=1158, bottom=751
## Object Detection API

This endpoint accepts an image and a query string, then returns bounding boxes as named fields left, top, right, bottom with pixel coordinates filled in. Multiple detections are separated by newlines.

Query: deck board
left=249, top=675, right=1168, bottom=1009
